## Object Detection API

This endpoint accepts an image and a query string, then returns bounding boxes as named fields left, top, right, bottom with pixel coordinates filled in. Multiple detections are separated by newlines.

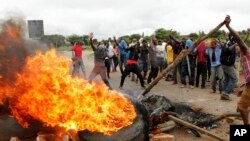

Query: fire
left=0, top=19, right=136, bottom=135
left=7, top=49, right=137, bottom=134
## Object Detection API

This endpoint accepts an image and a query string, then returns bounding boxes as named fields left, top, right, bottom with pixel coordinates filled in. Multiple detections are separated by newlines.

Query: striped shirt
left=240, top=50, right=250, bottom=83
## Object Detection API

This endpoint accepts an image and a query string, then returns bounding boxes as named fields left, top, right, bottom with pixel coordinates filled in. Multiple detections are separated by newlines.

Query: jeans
left=222, top=65, right=238, bottom=95
left=72, top=58, right=86, bottom=78
left=211, top=65, right=223, bottom=92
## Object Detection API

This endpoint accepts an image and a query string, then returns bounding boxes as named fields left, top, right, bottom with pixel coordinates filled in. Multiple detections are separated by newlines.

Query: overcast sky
left=1, top=0, right=249, bottom=39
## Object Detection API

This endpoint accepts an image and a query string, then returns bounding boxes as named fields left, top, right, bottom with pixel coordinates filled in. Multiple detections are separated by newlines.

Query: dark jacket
left=220, top=41, right=236, bottom=66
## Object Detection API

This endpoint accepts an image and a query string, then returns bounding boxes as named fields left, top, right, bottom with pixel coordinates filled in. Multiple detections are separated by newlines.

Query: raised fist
left=89, top=32, right=94, bottom=39
left=224, top=15, right=231, bottom=26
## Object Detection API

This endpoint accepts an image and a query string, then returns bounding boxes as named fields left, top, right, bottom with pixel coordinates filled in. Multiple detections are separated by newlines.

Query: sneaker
left=190, top=86, right=194, bottom=89
left=141, top=86, right=146, bottom=90
left=180, top=85, right=185, bottom=88
left=220, top=94, right=232, bottom=101
left=118, top=86, right=123, bottom=90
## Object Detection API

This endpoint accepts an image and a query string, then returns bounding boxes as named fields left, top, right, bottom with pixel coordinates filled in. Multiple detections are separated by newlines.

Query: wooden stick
left=168, top=115, right=226, bottom=141
left=211, top=112, right=241, bottom=123
left=140, top=20, right=225, bottom=96
left=229, top=30, right=250, bottom=50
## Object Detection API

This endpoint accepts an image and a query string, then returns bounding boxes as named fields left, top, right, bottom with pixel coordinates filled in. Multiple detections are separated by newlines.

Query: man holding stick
left=224, top=15, right=250, bottom=124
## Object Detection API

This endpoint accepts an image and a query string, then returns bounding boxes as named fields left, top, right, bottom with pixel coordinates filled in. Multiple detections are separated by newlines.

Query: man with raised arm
left=224, top=15, right=250, bottom=124
left=88, top=32, right=112, bottom=89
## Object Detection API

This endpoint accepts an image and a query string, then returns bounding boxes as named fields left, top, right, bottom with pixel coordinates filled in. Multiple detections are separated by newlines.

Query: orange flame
left=4, top=49, right=136, bottom=135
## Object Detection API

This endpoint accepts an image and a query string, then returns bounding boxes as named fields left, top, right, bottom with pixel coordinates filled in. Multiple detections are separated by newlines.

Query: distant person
left=138, top=39, right=149, bottom=81
left=180, top=38, right=196, bottom=89
left=113, top=37, right=128, bottom=75
left=147, top=37, right=159, bottom=84
left=71, top=42, right=86, bottom=78
left=169, top=35, right=185, bottom=84
left=88, top=33, right=112, bottom=89
left=105, top=41, right=114, bottom=79
left=112, top=44, right=119, bottom=72
left=165, top=41, right=174, bottom=81
left=156, top=40, right=167, bottom=73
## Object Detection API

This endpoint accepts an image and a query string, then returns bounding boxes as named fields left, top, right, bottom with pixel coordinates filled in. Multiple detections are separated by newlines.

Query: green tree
left=189, top=33, right=198, bottom=40
left=155, top=28, right=180, bottom=41
left=130, top=34, right=141, bottom=41
left=67, top=34, right=84, bottom=45
left=120, top=35, right=131, bottom=43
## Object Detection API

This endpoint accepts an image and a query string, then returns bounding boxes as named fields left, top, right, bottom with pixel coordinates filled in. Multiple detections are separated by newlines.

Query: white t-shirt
left=156, top=43, right=166, bottom=58
left=108, top=42, right=114, bottom=57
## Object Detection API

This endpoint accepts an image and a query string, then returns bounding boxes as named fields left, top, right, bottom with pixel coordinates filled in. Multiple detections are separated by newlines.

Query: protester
left=194, top=40, right=207, bottom=89
left=147, top=38, right=159, bottom=84
left=112, top=44, right=119, bottom=72
left=113, top=37, right=128, bottom=75
left=119, top=40, right=145, bottom=89
left=165, top=41, right=174, bottom=81
left=88, top=33, right=112, bottom=89
left=156, top=40, right=167, bottom=73
left=220, top=33, right=238, bottom=100
left=205, top=39, right=223, bottom=93
left=224, top=15, right=250, bottom=124
left=180, top=38, right=196, bottom=89
left=71, top=42, right=86, bottom=78
left=169, top=36, right=185, bottom=84
left=105, top=41, right=115, bottom=79
left=138, top=39, right=149, bottom=81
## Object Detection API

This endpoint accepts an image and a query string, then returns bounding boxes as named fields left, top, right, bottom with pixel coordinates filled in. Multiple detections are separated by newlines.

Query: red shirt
left=72, top=44, right=83, bottom=59
left=196, top=41, right=207, bottom=63
left=240, top=50, right=250, bottom=83
left=127, top=59, right=138, bottom=64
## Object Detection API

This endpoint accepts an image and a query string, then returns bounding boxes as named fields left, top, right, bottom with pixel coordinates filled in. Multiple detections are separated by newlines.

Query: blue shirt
left=118, top=40, right=127, bottom=55
left=185, top=39, right=193, bottom=48
left=206, top=45, right=222, bottom=67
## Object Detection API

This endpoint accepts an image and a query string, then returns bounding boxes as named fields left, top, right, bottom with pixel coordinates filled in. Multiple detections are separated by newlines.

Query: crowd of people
left=71, top=30, right=245, bottom=98
left=70, top=15, right=250, bottom=125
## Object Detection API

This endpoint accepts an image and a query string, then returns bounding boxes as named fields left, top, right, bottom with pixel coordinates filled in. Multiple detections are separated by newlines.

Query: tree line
left=41, top=28, right=250, bottom=48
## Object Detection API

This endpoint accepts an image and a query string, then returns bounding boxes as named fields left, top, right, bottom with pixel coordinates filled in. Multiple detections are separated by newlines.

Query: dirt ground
left=62, top=50, right=245, bottom=141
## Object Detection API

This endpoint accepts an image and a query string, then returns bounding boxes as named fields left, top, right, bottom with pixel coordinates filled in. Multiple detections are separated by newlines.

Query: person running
left=88, top=33, right=112, bottom=89
left=119, top=39, right=145, bottom=89
left=71, top=42, right=86, bottom=79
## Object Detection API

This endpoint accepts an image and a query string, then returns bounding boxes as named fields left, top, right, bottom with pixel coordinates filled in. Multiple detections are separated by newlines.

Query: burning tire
left=0, top=116, right=41, bottom=141
left=78, top=98, right=149, bottom=141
